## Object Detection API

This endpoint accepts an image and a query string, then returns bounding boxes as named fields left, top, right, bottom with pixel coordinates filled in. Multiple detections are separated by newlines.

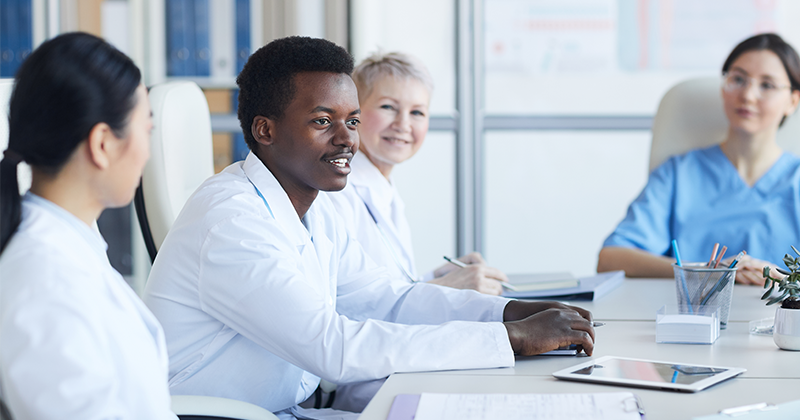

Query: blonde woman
left=328, top=52, right=509, bottom=295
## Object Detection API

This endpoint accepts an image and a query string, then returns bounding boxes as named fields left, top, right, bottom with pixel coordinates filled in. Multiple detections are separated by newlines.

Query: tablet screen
left=571, top=358, right=728, bottom=385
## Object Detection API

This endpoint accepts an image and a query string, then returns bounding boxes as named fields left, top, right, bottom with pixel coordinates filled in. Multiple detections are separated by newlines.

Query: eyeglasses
left=722, top=72, right=792, bottom=100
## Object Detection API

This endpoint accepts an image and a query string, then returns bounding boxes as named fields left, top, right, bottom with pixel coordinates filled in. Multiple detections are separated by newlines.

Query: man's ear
left=252, top=116, right=276, bottom=147
left=87, top=122, right=115, bottom=170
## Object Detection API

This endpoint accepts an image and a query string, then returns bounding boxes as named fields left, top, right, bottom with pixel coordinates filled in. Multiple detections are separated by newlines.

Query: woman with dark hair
left=0, top=33, right=175, bottom=419
left=598, top=33, right=800, bottom=285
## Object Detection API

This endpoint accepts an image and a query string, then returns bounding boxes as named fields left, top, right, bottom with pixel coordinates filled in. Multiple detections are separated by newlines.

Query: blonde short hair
left=352, top=51, right=434, bottom=102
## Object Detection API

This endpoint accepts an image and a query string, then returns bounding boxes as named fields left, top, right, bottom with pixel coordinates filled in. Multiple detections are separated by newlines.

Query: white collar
left=242, top=152, right=314, bottom=247
left=349, top=153, right=396, bottom=211
left=25, top=192, right=109, bottom=260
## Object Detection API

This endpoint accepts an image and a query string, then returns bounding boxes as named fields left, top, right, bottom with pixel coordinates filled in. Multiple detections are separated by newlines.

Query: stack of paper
left=656, top=314, right=719, bottom=344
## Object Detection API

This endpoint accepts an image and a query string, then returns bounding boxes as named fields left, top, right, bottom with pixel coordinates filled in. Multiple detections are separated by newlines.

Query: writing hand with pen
left=721, top=254, right=780, bottom=285
left=502, top=300, right=596, bottom=356
left=428, top=253, right=511, bottom=296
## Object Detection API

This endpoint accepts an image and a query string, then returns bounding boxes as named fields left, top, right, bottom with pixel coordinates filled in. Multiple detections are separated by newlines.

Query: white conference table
left=358, top=278, right=796, bottom=420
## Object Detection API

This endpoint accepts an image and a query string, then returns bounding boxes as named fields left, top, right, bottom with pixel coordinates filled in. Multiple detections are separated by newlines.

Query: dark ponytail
left=0, top=32, right=141, bottom=253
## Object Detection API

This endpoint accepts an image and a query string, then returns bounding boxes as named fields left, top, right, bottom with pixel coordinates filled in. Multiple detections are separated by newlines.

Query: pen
left=593, top=322, right=605, bottom=327
left=671, top=240, right=683, bottom=267
left=700, top=251, right=746, bottom=305
left=442, top=256, right=518, bottom=291
left=672, top=240, right=693, bottom=313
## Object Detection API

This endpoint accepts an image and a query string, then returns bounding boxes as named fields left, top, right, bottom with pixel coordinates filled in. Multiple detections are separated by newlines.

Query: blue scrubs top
left=603, top=145, right=800, bottom=266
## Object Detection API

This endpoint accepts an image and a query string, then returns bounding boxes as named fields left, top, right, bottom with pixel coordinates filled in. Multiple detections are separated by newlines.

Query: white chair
left=135, top=81, right=278, bottom=420
left=0, top=78, right=31, bottom=193
left=135, top=80, right=215, bottom=262
left=650, top=76, right=800, bottom=172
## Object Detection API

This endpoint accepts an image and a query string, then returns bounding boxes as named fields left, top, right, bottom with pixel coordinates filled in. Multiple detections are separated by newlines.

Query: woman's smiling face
left=356, top=75, right=431, bottom=177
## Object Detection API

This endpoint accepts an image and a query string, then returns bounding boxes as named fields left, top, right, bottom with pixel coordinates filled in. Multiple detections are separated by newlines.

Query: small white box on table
left=656, top=305, right=720, bottom=344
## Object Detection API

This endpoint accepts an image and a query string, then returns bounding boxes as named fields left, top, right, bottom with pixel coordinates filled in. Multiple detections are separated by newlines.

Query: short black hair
left=236, top=36, right=354, bottom=151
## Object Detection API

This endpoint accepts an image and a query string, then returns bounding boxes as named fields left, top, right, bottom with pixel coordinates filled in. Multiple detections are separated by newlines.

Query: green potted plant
left=762, top=246, right=800, bottom=350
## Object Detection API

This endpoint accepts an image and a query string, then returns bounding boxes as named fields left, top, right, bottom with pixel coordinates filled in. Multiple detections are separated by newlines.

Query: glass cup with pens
left=672, top=241, right=742, bottom=329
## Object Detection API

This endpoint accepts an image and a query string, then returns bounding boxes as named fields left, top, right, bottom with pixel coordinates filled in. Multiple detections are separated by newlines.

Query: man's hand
left=503, top=308, right=595, bottom=356
left=503, top=300, right=592, bottom=323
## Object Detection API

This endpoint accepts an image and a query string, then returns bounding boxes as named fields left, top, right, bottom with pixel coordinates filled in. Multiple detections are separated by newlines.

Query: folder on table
left=506, top=272, right=579, bottom=292
left=503, top=270, right=624, bottom=301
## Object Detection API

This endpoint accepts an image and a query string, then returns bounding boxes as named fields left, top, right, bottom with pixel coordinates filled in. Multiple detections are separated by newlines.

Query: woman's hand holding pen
left=430, top=252, right=510, bottom=296
left=721, top=255, right=774, bottom=285
left=433, top=252, right=486, bottom=277
left=429, top=264, right=508, bottom=295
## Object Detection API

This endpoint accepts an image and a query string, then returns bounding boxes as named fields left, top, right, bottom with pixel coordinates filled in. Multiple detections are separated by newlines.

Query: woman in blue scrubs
left=597, top=33, right=800, bottom=285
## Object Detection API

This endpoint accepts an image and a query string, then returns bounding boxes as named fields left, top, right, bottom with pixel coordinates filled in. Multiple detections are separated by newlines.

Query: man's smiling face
left=256, top=71, right=361, bottom=196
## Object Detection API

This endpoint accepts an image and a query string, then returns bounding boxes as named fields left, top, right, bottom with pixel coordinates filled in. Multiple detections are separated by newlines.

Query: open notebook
left=386, top=392, right=644, bottom=420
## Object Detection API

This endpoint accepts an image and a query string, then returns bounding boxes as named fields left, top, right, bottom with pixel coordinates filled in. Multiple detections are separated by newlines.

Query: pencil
left=707, top=243, right=720, bottom=267
left=713, top=246, right=728, bottom=269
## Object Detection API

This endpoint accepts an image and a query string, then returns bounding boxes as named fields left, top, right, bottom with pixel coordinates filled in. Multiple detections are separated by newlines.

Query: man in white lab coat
left=143, top=36, right=595, bottom=420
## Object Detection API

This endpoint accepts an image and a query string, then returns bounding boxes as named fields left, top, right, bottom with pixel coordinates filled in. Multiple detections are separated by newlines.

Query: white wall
left=483, top=130, right=651, bottom=276
left=393, top=132, right=457, bottom=275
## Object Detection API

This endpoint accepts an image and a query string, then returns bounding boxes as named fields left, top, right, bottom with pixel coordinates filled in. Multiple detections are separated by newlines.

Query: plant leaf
left=762, top=284, right=776, bottom=300
left=777, top=268, right=792, bottom=276
left=768, top=291, right=790, bottom=306
left=792, top=245, right=800, bottom=257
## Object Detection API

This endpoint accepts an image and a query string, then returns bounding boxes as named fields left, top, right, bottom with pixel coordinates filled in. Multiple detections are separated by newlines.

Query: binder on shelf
left=192, top=0, right=210, bottom=76
left=166, top=0, right=210, bottom=77
left=231, top=90, right=248, bottom=161
left=1, top=0, right=33, bottom=78
left=230, top=0, right=250, bottom=161
left=503, top=270, right=625, bottom=301
left=235, top=0, right=250, bottom=73
left=166, top=0, right=189, bottom=76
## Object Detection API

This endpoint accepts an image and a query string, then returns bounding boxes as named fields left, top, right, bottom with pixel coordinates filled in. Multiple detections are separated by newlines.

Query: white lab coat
left=326, top=153, right=433, bottom=283
left=143, top=152, right=514, bottom=416
left=0, top=194, right=175, bottom=420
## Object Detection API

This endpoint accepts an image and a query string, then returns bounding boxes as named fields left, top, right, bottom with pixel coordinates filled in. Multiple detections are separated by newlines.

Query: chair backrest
left=649, top=77, right=800, bottom=172
left=0, top=78, right=31, bottom=193
left=135, top=81, right=214, bottom=262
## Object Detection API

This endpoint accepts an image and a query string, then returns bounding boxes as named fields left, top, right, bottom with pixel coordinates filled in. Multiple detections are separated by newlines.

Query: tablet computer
left=552, top=355, right=745, bottom=393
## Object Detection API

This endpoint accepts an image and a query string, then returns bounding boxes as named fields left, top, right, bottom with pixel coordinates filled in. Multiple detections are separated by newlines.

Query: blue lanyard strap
left=355, top=190, right=418, bottom=283
left=245, top=174, right=275, bottom=219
